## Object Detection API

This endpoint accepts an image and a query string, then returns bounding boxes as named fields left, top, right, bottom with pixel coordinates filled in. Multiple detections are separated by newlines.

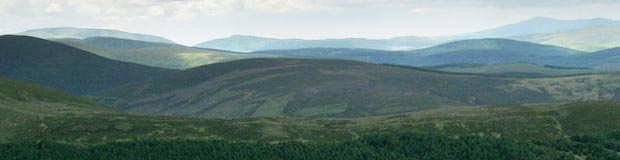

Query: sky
left=1, top=0, right=620, bottom=45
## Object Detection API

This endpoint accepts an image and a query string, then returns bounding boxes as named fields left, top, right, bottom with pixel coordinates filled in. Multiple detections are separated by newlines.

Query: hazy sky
left=1, top=0, right=620, bottom=45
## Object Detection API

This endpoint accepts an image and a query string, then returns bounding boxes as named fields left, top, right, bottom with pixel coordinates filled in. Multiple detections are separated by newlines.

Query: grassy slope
left=514, top=26, right=620, bottom=52
left=93, top=58, right=620, bottom=118
left=2, top=77, right=620, bottom=148
left=55, top=37, right=274, bottom=69
left=91, top=58, right=541, bottom=118
left=427, top=62, right=598, bottom=78
left=0, top=35, right=176, bottom=94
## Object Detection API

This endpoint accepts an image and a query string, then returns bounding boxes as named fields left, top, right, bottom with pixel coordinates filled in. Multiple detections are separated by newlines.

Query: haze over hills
left=513, top=26, right=620, bottom=52
left=18, top=27, right=175, bottom=44
left=449, top=17, right=620, bottom=40
left=55, top=37, right=272, bottom=69
left=193, top=17, right=620, bottom=52
left=92, top=58, right=620, bottom=118
left=0, top=35, right=176, bottom=94
left=254, top=39, right=592, bottom=67
left=195, top=35, right=440, bottom=52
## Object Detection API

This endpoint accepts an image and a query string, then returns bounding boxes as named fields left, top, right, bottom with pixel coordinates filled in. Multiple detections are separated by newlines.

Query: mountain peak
left=526, top=16, right=560, bottom=22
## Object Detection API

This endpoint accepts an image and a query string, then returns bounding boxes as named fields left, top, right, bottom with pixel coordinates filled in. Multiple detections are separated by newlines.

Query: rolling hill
left=254, top=39, right=589, bottom=67
left=3, top=77, right=620, bottom=159
left=3, top=77, right=620, bottom=143
left=448, top=17, right=620, bottom=40
left=195, top=35, right=439, bottom=52
left=18, top=27, right=175, bottom=44
left=426, top=62, right=597, bottom=78
left=91, top=58, right=620, bottom=118
left=55, top=37, right=272, bottom=69
left=514, top=26, right=620, bottom=52
left=403, top=38, right=583, bottom=66
left=0, top=35, right=176, bottom=94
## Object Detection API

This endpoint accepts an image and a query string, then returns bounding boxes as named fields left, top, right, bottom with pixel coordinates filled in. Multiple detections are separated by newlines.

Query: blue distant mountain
left=449, top=17, right=620, bottom=39
left=195, top=35, right=439, bottom=52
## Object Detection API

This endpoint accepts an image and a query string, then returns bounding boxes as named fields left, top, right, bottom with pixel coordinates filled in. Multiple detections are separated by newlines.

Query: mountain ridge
left=0, top=35, right=176, bottom=94
left=18, top=27, right=175, bottom=44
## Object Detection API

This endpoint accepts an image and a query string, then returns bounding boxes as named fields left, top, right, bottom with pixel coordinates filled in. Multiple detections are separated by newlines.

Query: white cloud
left=147, top=6, right=166, bottom=16
left=44, top=3, right=64, bottom=13
left=0, top=1, right=14, bottom=12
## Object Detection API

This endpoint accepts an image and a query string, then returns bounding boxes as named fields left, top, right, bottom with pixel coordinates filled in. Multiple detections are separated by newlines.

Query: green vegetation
left=0, top=35, right=175, bottom=94
left=92, top=58, right=620, bottom=118
left=4, top=77, right=620, bottom=143
left=3, top=77, right=620, bottom=159
left=18, top=27, right=175, bottom=44
left=0, top=133, right=578, bottom=160
left=514, top=26, right=620, bottom=52
left=427, top=62, right=598, bottom=78
left=56, top=37, right=273, bottom=69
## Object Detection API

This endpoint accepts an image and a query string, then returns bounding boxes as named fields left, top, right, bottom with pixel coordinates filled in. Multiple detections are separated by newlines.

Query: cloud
left=147, top=6, right=166, bottom=16
left=44, top=3, right=64, bottom=13
left=3, top=0, right=620, bottom=45
left=0, top=1, right=14, bottom=13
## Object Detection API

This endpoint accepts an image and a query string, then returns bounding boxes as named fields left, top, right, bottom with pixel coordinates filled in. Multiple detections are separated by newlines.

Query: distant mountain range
left=448, top=17, right=620, bottom=40
left=254, top=38, right=620, bottom=69
left=55, top=37, right=272, bottom=69
left=196, top=17, right=620, bottom=52
left=513, top=26, right=620, bottom=52
left=0, top=35, right=175, bottom=94
left=17, top=27, right=175, bottom=44
left=195, top=35, right=439, bottom=52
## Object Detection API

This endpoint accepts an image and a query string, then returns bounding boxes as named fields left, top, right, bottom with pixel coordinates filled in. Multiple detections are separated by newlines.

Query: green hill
left=254, top=39, right=589, bottom=67
left=427, top=62, right=598, bottom=78
left=3, top=77, right=620, bottom=159
left=0, top=35, right=176, bottom=94
left=91, top=58, right=620, bottom=118
left=3, top=78, right=620, bottom=143
left=18, top=27, right=175, bottom=44
left=514, top=26, right=620, bottom=52
left=55, top=37, right=273, bottom=69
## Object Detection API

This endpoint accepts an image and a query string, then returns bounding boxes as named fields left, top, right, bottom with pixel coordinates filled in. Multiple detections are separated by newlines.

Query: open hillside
left=92, top=58, right=620, bottom=118
left=3, top=78, right=620, bottom=159
left=195, top=35, right=439, bottom=52
left=427, top=62, right=598, bottom=78
left=56, top=37, right=272, bottom=69
left=514, top=26, right=620, bottom=52
left=2, top=79, right=620, bottom=146
left=18, top=27, right=175, bottom=44
left=2, top=77, right=620, bottom=142
left=6, top=101, right=620, bottom=159
left=0, top=35, right=176, bottom=94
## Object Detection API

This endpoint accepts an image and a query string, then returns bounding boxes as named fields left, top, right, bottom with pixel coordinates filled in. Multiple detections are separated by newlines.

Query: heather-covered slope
left=93, top=58, right=620, bottom=118
left=0, top=35, right=175, bottom=94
